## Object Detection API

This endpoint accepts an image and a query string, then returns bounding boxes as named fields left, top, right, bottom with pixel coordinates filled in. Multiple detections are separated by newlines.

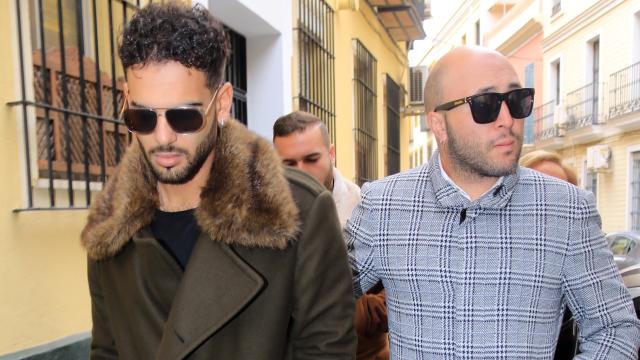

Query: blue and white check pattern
left=346, top=153, right=640, bottom=359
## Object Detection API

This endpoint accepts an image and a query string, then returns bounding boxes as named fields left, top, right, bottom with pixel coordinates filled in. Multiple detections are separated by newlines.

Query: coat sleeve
left=87, top=259, right=119, bottom=360
left=345, top=183, right=381, bottom=298
left=562, top=191, right=640, bottom=359
left=292, top=190, right=357, bottom=359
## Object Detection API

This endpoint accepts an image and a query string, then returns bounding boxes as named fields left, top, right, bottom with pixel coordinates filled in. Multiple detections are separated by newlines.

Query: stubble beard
left=444, top=119, right=522, bottom=179
left=139, top=123, right=218, bottom=185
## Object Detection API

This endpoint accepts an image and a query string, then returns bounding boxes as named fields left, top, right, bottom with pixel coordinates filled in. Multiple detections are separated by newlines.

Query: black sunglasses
left=434, top=88, right=535, bottom=124
left=122, top=89, right=219, bottom=135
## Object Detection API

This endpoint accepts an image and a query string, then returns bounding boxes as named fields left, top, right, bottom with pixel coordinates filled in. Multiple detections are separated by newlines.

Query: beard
left=444, top=117, right=522, bottom=178
left=139, top=123, right=218, bottom=185
left=323, top=165, right=334, bottom=191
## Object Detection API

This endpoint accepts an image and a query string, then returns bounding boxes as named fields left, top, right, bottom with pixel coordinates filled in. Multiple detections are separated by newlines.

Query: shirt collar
left=437, top=154, right=504, bottom=201
left=429, top=150, right=518, bottom=209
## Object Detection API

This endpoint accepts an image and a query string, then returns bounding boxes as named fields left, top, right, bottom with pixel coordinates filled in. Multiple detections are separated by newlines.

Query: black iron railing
left=295, top=0, right=336, bottom=145
left=9, top=0, right=141, bottom=211
left=225, top=27, right=248, bottom=125
left=353, top=39, right=377, bottom=186
left=565, top=82, right=604, bottom=131
left=9, top=0, right=248, bottom=211
left=534, top=100, right=559, bottom=142
left=386, top=75, right=400, bottom=176
left=609, top=61, right=640, bottom=119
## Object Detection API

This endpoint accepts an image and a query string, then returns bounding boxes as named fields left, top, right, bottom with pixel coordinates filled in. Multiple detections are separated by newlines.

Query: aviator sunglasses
left=121, top=87, right=220, bottom=135
left=434, top=88, right=535, bottom=124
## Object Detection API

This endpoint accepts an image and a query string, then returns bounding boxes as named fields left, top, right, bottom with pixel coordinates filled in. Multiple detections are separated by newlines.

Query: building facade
left=410, top=0, right=640, bottom=234
left=1, top=0, right=423, bottom=357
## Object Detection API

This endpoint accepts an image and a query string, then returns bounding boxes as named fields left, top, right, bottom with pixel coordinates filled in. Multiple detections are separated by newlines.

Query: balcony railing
left=534, top=100, right=559, bottom=142
left=565, top=82, right=604, bottom=131
left=609, top=61, right=640, bottom=119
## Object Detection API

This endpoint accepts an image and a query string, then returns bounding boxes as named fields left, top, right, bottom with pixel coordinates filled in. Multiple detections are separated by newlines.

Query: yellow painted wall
left=541, top=0, right=640, bottom=233
left=542, top=0, right=639, bottom=104
left=558, top=130, right=640, bottom=234
left=326, top=0, right=411, bottom=181
left=0, top=1, right=101, bottom=355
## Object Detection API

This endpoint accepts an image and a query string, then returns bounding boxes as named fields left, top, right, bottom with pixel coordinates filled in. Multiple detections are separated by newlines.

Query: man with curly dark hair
left=81, top=2, right=356, bottom=359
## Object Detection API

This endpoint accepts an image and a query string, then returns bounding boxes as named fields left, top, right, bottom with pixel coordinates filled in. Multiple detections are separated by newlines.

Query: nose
left=494, top=101, right=514, bottom=128
left=153, top=112, right=177, bottom=145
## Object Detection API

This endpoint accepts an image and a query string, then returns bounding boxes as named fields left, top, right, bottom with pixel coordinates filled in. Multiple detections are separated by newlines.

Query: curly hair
left=119, top=1, right=230, bottom=89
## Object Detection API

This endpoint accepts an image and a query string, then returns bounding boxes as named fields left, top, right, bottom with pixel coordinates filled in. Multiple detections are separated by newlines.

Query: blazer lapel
left=157, top=234, right=265, bottom=360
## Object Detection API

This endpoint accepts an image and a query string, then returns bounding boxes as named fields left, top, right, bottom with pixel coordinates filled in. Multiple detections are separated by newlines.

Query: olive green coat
left=82, top=119, right=356, bottom=359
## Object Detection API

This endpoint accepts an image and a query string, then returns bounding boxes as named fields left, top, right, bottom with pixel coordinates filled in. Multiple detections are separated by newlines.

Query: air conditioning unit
left=409, top=66, right=427, bottom=104
left=586, top=145, right=611, bottom=171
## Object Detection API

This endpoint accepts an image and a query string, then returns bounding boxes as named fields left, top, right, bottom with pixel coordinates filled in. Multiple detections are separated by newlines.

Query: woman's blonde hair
left=520, top=150, right=578, bottom=185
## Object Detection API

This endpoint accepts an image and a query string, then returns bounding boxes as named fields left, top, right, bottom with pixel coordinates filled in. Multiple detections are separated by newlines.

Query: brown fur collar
left=81, top=119, right=300, bottom=260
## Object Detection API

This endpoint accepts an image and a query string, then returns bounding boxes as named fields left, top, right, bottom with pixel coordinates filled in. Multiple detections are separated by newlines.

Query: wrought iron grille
left=609, top=61, right=640, bottom=119
left=409, top=66, right=425, bottom=104
left=353, top=39, right=377, bottom=186
left=533, top=100, right=559, bottom=142
left=565, top=82, right=604, bottom=131
left=386, top=75, right=400, bottom=176
left=632, top=152, right=640, bottom=231
left=9, top=0, right=142, bottom=211
left=9, top=0, right=249, bottom=211
left=225, top=27, right=248, bottom=125
left=294, top=0, right=336, bottom=145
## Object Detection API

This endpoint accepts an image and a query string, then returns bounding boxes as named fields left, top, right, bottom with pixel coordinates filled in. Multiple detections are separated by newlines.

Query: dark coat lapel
left=157, top=235, right=265, bottom=360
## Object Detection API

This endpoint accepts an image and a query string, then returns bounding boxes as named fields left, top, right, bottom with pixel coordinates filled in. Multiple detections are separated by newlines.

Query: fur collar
left=81, top=119, right=300, bottom=260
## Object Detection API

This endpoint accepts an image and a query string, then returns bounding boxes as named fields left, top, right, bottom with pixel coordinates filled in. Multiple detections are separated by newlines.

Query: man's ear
left=216, top=82, right=234, bottom=123
left=329, top=144, right=336, bottom=167
left=428, top=111, right=448, bottom=146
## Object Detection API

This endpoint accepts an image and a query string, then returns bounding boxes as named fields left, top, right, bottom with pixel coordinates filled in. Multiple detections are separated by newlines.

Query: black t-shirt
left=149, top=209, right=201, bottom=269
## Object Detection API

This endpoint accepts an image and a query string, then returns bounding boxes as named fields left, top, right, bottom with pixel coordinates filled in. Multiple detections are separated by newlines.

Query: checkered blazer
left=345, top=153, right=640, bottom=359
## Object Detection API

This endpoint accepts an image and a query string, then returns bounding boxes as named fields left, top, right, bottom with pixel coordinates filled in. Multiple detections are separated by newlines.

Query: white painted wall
left=199, top=0, right=293, bottom=139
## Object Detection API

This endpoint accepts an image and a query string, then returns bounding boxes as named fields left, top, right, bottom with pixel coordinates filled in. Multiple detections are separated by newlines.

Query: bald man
left=346, top=46, right=640, bottom=358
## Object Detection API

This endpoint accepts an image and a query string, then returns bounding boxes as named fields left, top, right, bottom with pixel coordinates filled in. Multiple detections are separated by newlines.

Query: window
left=225, top=27, right=248, bottom=125
left=386, top=75, right=401, bottom=176
left=633, top=11, right=640, bottom=64
left=551, top=0, right=561, bottom=16
left=409, top=66, right=425, bottom=104
left=13, top=1, right=247, bottom=210
left=583, top=159, right=598, bottom=203
left=295, top=0, right=336, bottom=145
left=631, top=151, right=640, bottom=231
left=551, top=59, right=561, bottom=105
left=523, top=63, right=535, bottom=145
left=353, top=40, right=377, bottom=186
left=589, top=38, right=600, bottom=121
left=13, top=0, right=141, bottom=210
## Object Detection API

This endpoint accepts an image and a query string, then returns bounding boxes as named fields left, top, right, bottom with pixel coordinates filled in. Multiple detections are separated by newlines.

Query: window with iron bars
left=583, top=159, right=598, bottom=204
left=9, top=0, right=247, bottom=211
left=353, top=39, right=377, bottom=186
left=386, top=75, right=401, bottom=176
left=631, top=151, right=640, bottom=231
left=294, top=0, right=336, bottom=146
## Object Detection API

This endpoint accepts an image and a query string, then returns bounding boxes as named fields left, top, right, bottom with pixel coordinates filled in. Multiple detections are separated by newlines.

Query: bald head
left=424, top=46, right=514, bottom=114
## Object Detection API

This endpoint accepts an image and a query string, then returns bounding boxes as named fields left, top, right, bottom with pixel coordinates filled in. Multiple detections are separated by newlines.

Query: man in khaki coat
left=81, top=3, right=356, bottom=359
